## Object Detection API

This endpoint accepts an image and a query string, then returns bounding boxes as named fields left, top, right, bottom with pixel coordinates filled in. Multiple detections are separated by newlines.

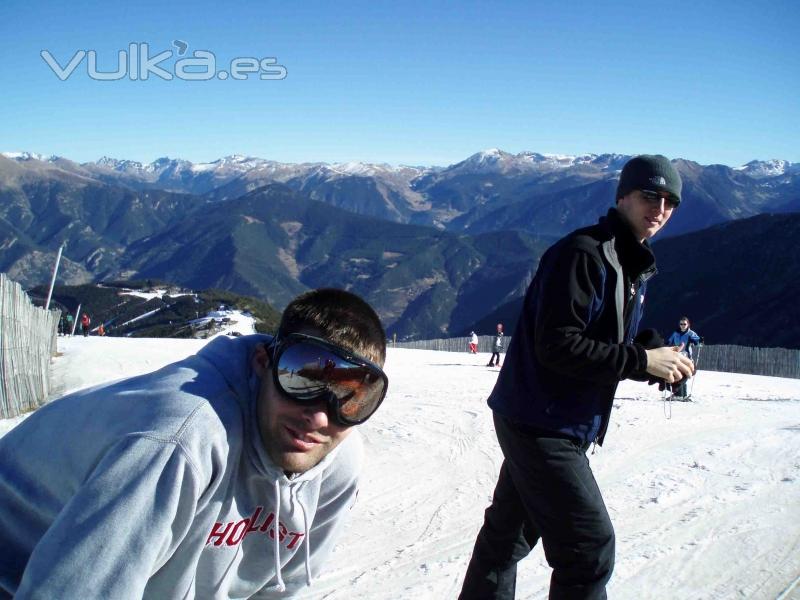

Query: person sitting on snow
left=0, top=288, right=389, bottom=599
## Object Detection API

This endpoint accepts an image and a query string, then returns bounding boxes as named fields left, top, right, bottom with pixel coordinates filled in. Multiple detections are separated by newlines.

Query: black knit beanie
left=616, top=154, right=682, bottom=205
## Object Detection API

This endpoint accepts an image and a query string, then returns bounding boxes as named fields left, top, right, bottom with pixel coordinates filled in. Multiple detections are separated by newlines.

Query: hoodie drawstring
left=273, top=479, right=286, bottom=592
left=272, top=478, right=313, bottom=591
left=293, top=481, right=312, bottom=586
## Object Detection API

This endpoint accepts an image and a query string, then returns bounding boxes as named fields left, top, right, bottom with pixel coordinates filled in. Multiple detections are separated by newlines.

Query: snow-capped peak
left=327, top=161, right=407, bottom=177
left=1, top=151, right=56, bottom=162
left=95, top=156, right=145, bottom=170
left=472, top=148, right=509, bottom=162
left=190, top=155, right=271, bottom=173
left=734, top=159, right=795, bottom=179
left=454, top=149, right=513, bottom=172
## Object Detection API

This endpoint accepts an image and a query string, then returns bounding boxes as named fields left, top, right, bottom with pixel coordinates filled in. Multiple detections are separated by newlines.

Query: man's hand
left=645, top=346, right=695, bottom=383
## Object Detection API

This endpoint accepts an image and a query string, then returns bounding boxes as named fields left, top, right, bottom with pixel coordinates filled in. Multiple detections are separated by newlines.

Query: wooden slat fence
left=392, top=335, right=512, bottom=354
left=0, top=273, right=61, bottom=418
left=391, top=337, right=800, bottom=379
left=696, top=344, right=800, bottom=379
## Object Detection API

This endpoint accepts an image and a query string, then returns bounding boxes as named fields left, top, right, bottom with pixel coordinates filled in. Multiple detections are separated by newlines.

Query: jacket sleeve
left=533, top=246, right=647, bottom=384
left=15, top=436, right=204, bottom=600
left=688, top=330, right=701, bottom=344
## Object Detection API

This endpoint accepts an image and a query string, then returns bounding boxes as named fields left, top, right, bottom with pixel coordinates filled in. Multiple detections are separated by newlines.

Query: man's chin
left=273, top=447, right=325, bottom=474
left=641, top=225, right=662, bottom=240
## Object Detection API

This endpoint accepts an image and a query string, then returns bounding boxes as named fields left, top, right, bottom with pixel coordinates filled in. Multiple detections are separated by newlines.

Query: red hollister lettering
left=206, top=506, right=305, bottom=549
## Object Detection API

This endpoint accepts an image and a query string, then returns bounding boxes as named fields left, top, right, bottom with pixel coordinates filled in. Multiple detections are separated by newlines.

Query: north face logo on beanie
left=616, top=155, right=682, bottom=204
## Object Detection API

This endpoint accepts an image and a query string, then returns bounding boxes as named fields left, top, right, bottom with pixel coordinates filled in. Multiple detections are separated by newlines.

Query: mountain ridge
left=3, top=150, right=797, bottom=237
left=2, top=150, right=798, bottom=342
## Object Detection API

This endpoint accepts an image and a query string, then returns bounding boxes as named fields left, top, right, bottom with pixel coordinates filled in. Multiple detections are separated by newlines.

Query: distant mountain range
left=1, top=149, right=798, bottom=343
left=6, top=149, right=798, bottom=233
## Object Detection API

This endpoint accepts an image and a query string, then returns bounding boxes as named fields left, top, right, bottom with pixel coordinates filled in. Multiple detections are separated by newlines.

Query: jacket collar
left=601, top=208, right=656, bottom=279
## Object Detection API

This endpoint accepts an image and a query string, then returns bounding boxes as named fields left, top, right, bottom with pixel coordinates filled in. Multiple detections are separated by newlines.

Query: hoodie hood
left=195, top=333, right=269, bottom=406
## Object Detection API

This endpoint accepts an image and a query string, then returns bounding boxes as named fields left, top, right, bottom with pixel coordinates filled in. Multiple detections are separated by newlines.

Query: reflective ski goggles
left=270, top=333, right=388, bottom=426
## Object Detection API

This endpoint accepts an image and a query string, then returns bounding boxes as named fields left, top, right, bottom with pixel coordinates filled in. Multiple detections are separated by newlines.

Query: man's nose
left=300, top=400, right=330, bottom=428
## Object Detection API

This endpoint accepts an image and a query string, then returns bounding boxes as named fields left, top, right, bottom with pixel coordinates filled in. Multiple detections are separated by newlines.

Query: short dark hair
left=680, top=316, right=690, bottom=324
left=279, top=288, right=386, bottom=365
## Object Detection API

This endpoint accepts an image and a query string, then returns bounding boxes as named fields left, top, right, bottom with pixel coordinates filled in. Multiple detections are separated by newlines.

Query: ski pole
left=689, top=342, right=702, bottom=398
left=662, top=384, right=673, bottom=419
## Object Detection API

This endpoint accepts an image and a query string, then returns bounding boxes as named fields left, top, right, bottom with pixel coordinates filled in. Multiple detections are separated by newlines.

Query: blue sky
left=1, top=0, right=798, bottom=167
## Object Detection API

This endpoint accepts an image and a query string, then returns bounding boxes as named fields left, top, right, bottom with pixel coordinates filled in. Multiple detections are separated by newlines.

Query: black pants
left=460, top=413, right=614, bottom=599
left=488, top=352, right=501, bottom=366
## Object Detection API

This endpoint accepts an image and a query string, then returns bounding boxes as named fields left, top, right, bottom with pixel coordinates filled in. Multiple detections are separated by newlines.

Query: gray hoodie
left=0, top=334, right=362, bottom=599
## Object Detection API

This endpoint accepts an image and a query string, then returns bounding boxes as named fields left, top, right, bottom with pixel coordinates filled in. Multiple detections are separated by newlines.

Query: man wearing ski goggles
left=0, top=287, right=389, bottom=598
left=252, top=289, right=389, bottom=476
left=242, top=287, right=390, bottom=589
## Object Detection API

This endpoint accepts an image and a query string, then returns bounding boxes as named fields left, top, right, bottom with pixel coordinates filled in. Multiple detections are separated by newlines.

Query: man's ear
left=251, top=343, right=271, bottom=380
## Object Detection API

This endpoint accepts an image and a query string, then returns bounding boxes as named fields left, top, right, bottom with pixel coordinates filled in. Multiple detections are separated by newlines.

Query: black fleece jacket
left=488, top=208, right=656, bottom=444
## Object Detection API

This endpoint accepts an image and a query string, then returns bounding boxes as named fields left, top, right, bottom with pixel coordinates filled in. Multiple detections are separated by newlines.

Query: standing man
left=0, top=288, right=389, bottom=599
left=487, top=323, right=504, bottom=367
left=667, top=316, right=702, bottom=399
left=469, top=331, right=479, bottom=354
left=460, top=155, right=695, bottom=599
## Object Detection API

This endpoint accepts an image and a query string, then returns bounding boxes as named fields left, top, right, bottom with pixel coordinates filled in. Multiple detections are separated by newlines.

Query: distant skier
left=667, top=316, right=702, bottom=399
left=487, top=324, right=504, bottom=367
left=469, top=331, right=479, bottom=354
left=80, top=313, right=91, bottom=337
left=460, top=155, right=695, bottom=599
left=65, top=313, right=74, bottom=336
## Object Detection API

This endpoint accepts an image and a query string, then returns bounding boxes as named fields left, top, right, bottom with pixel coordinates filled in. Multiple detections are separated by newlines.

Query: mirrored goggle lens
left=275, top=342, right=386, bottom=423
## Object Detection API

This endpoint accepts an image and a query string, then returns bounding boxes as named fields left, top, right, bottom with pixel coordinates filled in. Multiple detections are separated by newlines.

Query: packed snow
left=2, top=339, right=799, bottom=599
left=187, top=308, right=257, bottom=337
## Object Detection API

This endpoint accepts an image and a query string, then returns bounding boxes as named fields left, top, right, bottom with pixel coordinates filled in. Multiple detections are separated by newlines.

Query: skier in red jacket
left=80, top=313, right=91, bottom=337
